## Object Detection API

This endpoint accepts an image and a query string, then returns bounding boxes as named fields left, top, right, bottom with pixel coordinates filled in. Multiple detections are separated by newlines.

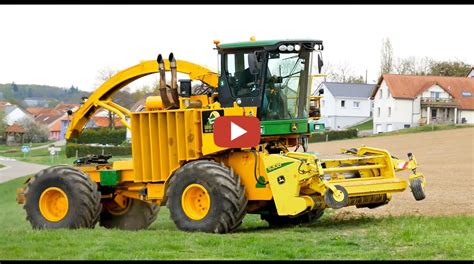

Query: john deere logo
left=203, top=110, right=221, bottom=133
left=208, top=111, right=220, bottom=125
left=266, top=161, right=293, bottom=173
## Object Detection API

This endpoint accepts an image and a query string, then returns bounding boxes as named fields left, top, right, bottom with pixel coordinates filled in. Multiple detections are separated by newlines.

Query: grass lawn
left=0, top=141, right=55, bottom=152
left=0, top=145, right=130, bottom=166
left=372, top=124, right=474, bottom=137
left=0, top=176, right=472, bottom=260
left=350, top=119, right=373, bottom=131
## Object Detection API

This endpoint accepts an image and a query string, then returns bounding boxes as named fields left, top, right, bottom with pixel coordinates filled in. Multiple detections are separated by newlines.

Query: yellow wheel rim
left=181, top=184, right=210, bottom=220
left=333, top=190, right=345, bottom=202
left=39, top=187, right=69, bottom=222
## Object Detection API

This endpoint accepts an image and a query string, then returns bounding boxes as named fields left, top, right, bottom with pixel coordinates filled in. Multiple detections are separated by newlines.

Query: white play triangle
left=230, top=121, right=247, bottom=141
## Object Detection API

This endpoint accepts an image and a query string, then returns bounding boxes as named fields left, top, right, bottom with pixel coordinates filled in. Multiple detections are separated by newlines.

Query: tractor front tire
left=166, top=160, right=248, bottom=233
left=23, top=165, right=102, bottom=229
left=261, top=209, right=325, bottom=227
left=99, top=198, right=160, bottom=230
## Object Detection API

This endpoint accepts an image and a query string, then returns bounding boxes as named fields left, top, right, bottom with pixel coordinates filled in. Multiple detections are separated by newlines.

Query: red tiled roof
left=372, top=74, right=474, bottom=110
left=35, top=113, right=65, bottom=126
left=26, top=107, right=59, bottom=116
left=5, top=124, right=25, bottom=133
left=91, top=116, right=124, bottom=127
left=55, top=103, right=80, bottom=112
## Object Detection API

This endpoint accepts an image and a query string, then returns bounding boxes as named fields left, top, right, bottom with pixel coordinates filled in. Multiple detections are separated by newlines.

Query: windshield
left=261, top=51, right=312, bottom=120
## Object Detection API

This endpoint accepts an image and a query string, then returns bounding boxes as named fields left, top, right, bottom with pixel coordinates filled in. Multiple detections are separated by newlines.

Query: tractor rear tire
left=99, top=198, right=160, bottom=230
left=166, top=160, right=248, bottom=233
left=261, top=209, right=325, bottom=227
left=23, top=165, right=102, bottom=229
left=410, top=178, right=426, bottom=201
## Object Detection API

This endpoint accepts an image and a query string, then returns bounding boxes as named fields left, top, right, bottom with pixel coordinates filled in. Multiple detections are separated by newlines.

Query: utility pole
left=365, top=69, right=368, bottom=84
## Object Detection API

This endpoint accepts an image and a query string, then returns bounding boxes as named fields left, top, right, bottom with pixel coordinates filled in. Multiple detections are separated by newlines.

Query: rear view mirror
left=317, top=53, right=324, bottom=74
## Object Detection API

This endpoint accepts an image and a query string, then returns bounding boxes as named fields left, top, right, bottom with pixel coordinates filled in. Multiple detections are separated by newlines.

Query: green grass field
left=0, top=141, right=55, bottom=152
left=349, top=119, right=373, bottom=131
left=0, top=176, right=472, bottom=260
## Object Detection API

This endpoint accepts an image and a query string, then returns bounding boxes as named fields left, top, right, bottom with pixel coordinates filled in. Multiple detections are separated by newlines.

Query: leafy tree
left=429, top=60, right=472, bottom=77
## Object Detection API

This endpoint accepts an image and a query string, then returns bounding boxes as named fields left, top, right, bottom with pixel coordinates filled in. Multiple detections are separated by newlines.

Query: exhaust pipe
left=169, top=53, right=180, bottom=108
left=157, top=54, right=172, bottom=109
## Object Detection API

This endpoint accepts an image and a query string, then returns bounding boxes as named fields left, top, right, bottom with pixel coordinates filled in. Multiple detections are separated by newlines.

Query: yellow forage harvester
left=16, top=38, right=426, bottom=233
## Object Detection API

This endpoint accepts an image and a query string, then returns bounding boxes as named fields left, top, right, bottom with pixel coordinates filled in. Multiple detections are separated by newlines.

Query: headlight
left=287, top=45, right=294, bottom=52
left=278, top=45, right=287, bottom=51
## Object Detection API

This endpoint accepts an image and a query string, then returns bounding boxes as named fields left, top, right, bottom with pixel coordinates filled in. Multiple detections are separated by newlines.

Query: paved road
left=0, top=157, right=48, bottom=184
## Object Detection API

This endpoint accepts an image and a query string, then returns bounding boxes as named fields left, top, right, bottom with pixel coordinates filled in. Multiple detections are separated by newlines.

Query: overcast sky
left=0, top=5, right=472, bottom=93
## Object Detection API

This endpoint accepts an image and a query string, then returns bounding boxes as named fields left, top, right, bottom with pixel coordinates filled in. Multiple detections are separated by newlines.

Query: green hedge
left=65, top=143, right=131, bottom=158
left=309, top=128, right=358, bottom=143
left=72, top=127, right=127, bottom=145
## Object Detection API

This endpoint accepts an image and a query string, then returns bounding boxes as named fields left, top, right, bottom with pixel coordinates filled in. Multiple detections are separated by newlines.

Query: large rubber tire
left=410, top=178, right=426, bottom=201
left=166, top=160, right=248, bottom=233
left=324, top=185, right=349, bottom=209
left=99, top=198, right=160, bottom=230
left=261, top=209, right=325, bottom=227
left=23, top=165, right=102, bottom=229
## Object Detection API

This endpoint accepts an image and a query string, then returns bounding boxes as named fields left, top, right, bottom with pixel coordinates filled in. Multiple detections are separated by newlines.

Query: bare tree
left=323, top=61, right=365, bottom=83
left=18, top=117, right=49, bottom=143
left=380, top=37, right=394, bottom=75
left=96, top=67, right=120, bottom=129
left=393, top=56, right=434, bottom=75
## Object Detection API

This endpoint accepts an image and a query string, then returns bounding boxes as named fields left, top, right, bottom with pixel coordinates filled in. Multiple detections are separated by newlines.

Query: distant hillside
left=0, top=83, right=90, bottom=107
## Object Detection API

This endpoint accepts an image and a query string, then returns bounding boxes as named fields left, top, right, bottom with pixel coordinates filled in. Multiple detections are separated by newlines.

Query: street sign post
left=21, top=145, right=30, bottom=158
left=48, top=146, right=61, bottom=164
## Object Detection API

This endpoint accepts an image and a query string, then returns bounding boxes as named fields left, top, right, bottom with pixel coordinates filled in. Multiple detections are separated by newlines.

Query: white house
left=317, top=82, right=375, bottom=130
left=371, top=74, right=474, bottom=134
left=467, top=67, right=474, bottom=78
left=0, top=101, right=33, bottom=125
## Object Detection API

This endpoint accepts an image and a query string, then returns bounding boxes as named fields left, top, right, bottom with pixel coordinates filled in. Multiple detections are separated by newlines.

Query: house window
left=353, top=101, right=360, bottom=108
left=388, top=107, right=391, bottom=117
left=431, top=91, right=441, bottom=99
left=377, top=107, right=380, bottom=117
left=404, top=124, right=411, bottom=128
left=387, top=89, right=391, bottom=98
left=341, top=100, right=345, bottom=108
left=379, top=89, right=383, bottom=99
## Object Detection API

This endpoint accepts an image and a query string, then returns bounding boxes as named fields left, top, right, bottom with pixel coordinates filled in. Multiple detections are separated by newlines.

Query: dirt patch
left=307, top=127, right=474, bottom=217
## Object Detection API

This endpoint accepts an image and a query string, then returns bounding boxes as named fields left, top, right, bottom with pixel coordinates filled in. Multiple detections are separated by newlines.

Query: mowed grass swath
left=1, top=177, right=473, bottom=260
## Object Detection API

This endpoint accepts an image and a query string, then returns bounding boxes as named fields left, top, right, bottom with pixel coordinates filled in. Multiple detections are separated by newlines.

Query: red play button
left=214, top=116, right=261, bottom=148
